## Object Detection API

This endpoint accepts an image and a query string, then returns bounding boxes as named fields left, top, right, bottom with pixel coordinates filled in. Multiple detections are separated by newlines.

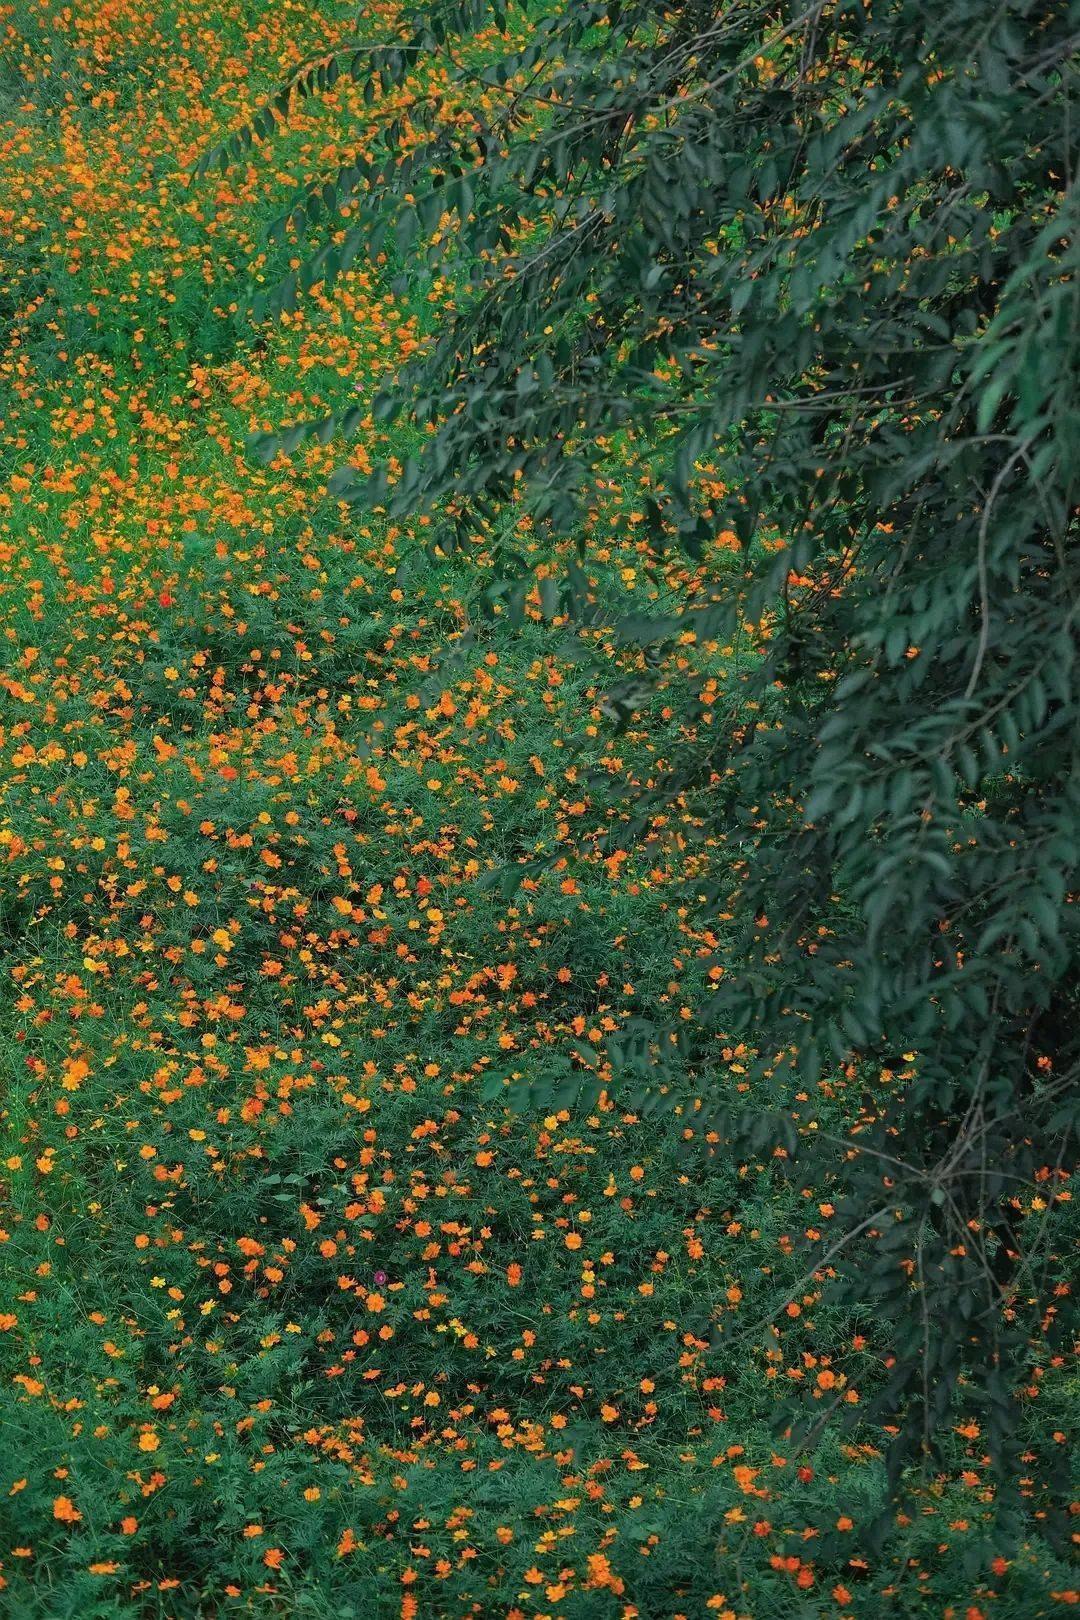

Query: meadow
left=0, top=1, right=1075, bottom=1616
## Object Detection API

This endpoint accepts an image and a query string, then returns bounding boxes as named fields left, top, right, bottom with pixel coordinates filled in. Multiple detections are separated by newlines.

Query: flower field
left=0, top=2, right=1074, bottom=1616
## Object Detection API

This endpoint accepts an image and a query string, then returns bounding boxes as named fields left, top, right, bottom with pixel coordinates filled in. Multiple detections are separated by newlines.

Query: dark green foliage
left=220, top=0, right=1078, bottom=1525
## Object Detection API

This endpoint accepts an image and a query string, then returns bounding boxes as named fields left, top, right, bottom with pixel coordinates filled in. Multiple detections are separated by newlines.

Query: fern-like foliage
left=203, top=0, right=1079, bottom=1528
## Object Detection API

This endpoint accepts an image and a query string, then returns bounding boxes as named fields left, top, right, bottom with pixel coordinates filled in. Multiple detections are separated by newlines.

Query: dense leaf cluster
left=221, top=0, right=1078, bottom=1521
